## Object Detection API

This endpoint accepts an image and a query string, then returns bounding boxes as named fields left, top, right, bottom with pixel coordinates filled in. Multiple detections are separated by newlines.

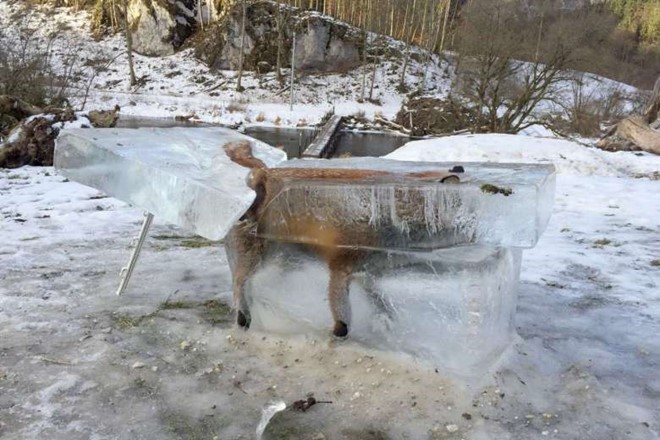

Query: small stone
left=350, top=392, right=361, bottom=401
left=79, top=334, right=92, bottom=342
left=311, top=433, right=326, bottom=440
left=180, top=341, right=192, bottom=351
left=131, top=362, right=145, bottom=369
left=542, top=431, right=549, bottom=436
left=101, top=327, right=112, bottom=334
left=446, top=424, right=459, bottom=433
left=151, top=366, right=158, bottom=372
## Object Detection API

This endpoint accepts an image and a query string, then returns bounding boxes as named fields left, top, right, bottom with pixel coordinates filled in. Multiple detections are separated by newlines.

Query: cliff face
left=127, top=0, right=197, bottom=56
left=194, top=1, right=363, bottom=73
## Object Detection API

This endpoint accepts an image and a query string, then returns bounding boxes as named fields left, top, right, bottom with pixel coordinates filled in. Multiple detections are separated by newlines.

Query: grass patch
left=180, top=239, right=219, bottom=248
left=160, top=300, right=193, bottom=310
left=151, top=234, right=188, bottom=240
left=112, top=314, right=146, bottom=330
left=480, top=184, right=513, bottom=196
left=650, top=259, right=660, bottom=267
left=201, top=299, right=232, bottom=325
left=594, top=238, right=612, bottom=247
left=151, top=234, right=219, bottom=248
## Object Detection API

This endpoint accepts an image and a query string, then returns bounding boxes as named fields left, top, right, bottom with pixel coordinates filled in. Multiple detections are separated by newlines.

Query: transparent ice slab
left=259, top=158, right=555, bottom=249
left=54, top=127, right=287, bottom=240
left=244, top=244, right=522, bottom=379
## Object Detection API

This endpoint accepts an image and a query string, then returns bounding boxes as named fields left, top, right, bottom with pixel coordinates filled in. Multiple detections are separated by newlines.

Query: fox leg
left=327, top=252, right=362, bottom=337
left=225, top=220, right=263, bottom=329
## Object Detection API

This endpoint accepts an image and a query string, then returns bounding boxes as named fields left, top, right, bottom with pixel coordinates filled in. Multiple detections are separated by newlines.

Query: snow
left=1, top=133, right=658, bottom=438
left=0, top=1, right=452, bottom=130
left=387, top=133, right=660, bottom=177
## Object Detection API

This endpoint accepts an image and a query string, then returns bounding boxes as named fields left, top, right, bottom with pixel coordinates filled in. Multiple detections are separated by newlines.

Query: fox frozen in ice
left=223, top=141, right=459, bottom=337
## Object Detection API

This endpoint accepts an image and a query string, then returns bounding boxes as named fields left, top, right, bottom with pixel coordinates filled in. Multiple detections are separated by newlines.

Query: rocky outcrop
left=88, top=105, right=121, bottom=128
left=128, top=0, right=197, bottom=56
left=0, top=106, right=119, bottom=168
left=0, top=116, right=62, bottom=168
left=195, top=1, right=363, bottom=73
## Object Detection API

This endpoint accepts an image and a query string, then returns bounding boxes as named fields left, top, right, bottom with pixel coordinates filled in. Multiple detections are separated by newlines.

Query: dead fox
left=223, top=141, right=459, bottom=337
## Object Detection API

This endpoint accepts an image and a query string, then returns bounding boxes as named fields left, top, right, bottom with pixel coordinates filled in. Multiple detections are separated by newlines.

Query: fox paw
left=237, top=310, right=251, bottom=329
left=333, top=321, right=349, bottom=338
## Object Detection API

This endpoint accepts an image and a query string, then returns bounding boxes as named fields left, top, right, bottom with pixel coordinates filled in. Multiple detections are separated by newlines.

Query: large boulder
left=195, top=1, right=362, bottom=73
left=0, top=116, right=62, bottom=168
left=128, top=0, right=197, bottom=56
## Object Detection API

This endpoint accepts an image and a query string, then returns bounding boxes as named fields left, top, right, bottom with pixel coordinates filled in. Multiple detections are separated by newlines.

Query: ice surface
left=54, top=127, right=287, bottom=240
left=260, top=158, right=556, bottom=249
left=244, top=243, right=522, bottom=378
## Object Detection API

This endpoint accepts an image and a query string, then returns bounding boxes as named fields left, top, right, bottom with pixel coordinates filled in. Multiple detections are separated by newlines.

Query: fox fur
left=223, top=141, right=459, bottom=337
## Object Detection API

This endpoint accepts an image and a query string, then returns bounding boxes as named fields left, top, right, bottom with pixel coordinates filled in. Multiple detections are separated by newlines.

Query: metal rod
left=116, top=212, right=154, bottom=296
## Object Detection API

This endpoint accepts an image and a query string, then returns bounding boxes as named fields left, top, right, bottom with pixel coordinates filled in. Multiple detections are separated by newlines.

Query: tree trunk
left=597, top=116, right=660, bottom=155
left=236, top=0, right=247, bottom=92
left=123, top=0, right=137, bottom=87
left=275, top=4, right=285, bottom=85
left=0, top=95, right=44, bottom=119
left=644, top=76, right=660, bottom=124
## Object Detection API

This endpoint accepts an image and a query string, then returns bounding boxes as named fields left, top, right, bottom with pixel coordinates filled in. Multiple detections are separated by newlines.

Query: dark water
left=115, top=117, right=409, bottom=158
left=243, top=126, right=319, bottom=159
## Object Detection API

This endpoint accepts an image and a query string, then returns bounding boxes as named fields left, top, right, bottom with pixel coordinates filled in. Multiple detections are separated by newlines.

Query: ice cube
left=54, top=127, right=287, bottom=240
left=258, top=158, right=555, bottom=249
left=243, top=243, right=522, bottom=379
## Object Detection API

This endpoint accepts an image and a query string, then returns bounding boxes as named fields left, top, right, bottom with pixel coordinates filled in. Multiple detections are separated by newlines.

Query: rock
left=180, top=340, right=192, bottom=351
left=195, top=1, right=362, bottom=73
left=446, top=424, right=459, bottom=433
left=131, top=361, right=146, bottom=369
left=88, top=106, right=120, bottom=128
left=128, top=0, right=197, bottom=56
left=0, top=116, right=60, bottom=168
left=295, top=15, right=360, bottom=72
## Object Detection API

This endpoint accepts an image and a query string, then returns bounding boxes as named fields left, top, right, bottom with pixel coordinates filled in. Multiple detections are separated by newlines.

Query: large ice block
left=54, top=127, right=287, bottom=240
left=258, top=158, right=555, bottom=249
left=243, top=243, right=522, bottom=378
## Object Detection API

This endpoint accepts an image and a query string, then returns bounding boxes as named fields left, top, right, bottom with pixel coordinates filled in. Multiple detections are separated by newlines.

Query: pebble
left=446, top=424, right=459, bottom=433
left=131, top=362, right=145, bottom=369
left=350, top=391, right=361, bottom=401
left=180, top=341, right=191, bottom=351
left=101, top=327, right=112, bottom=334
left=311, top=433, right=326, bottom=440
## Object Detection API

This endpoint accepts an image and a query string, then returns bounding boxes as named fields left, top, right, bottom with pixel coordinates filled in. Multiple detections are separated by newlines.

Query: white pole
left=290, top=31, right=296, bottom=111
left=116, top=211, right=154, bottom=296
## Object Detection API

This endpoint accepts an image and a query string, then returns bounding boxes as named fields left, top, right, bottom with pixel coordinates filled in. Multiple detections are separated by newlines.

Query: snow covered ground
left=0, top=0, right=452, bottom=129
left=0, top=0, right=643, bottom=132
left=1, top=132, right=658, bottom=439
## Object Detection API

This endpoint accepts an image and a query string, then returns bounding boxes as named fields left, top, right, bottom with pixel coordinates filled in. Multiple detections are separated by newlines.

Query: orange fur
left=223, top=141, right=458, bottom=337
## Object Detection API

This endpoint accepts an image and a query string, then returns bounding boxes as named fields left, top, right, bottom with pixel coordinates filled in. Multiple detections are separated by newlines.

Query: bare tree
left=236, top=0, right=247, bottom=92
left=274, top=2, right=290, bottom=85
left=453, top=0, right=571, bottom=133
left=123, top=0, right=137, bottom=86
